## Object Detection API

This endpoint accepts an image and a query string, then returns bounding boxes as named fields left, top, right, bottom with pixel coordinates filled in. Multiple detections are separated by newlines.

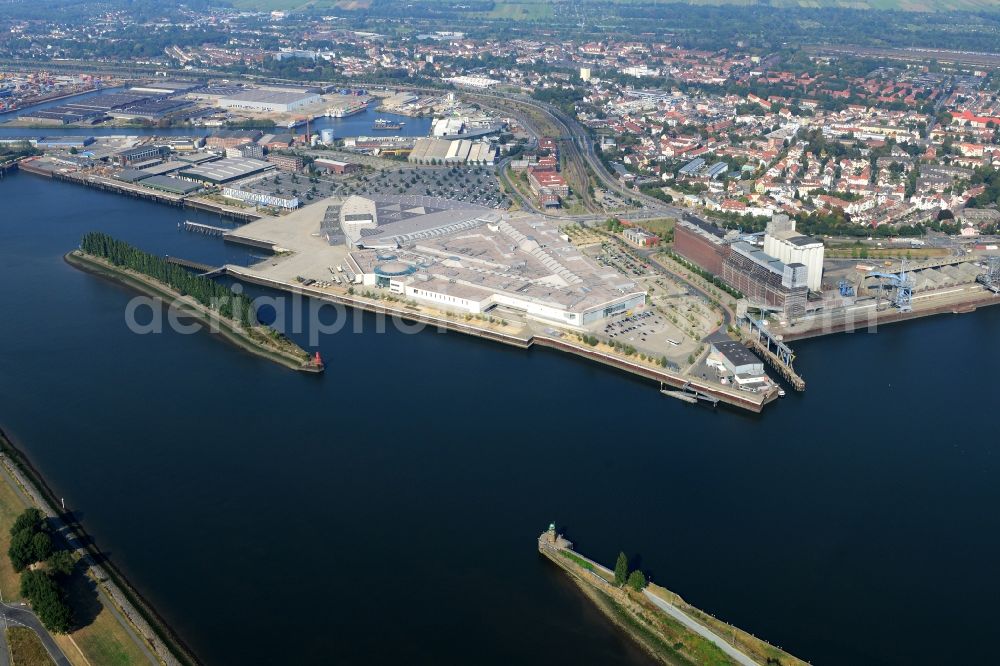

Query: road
left=641, top=248, right=734, bottom=331
left=642, top=590, right=760, bottom=666
left=0, top=601, right=71, bottom=666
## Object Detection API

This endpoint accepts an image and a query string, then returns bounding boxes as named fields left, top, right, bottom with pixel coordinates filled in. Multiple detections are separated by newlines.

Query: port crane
left=862, top=261, right=914, bottom=312
left=977, top=256, right=1000, bottom=293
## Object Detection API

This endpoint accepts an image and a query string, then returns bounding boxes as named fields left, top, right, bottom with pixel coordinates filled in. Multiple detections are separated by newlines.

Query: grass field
left=558, top=549, right=596, bottom=572
left=0, top=473, right=28, bottom=600
left=635, top=218, right=676, bottom=238
left=7, top=627, right=54, bottom=666
left=483, top=1, right=554, bottom=20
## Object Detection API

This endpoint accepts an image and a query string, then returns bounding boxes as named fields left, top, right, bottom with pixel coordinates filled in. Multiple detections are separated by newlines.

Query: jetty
left=180, top=220, right=230, bottom=237
left=538, top=525, right=809, bottom=666
left=165, top=255, right=220, bottom=274
left=741, top=315, right=805, bottom=391
left=66, top=249, right=323, bottom=374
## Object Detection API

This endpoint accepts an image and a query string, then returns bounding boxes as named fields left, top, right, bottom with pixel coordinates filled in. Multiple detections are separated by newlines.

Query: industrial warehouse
left=407, top=137, right=498, bottom=165
left=215, top=89, right=321, bottom=113
left=178, top=157, right=274, bottom=185
left=224, top=194, right=646, bottom=327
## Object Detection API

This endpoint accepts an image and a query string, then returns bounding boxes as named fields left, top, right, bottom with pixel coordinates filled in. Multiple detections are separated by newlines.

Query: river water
left=0, top=167, right=997, bottom=666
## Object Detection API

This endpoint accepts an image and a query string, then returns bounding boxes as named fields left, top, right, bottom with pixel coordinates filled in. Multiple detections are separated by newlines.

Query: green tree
left=46, top=551, right=75, bottom=577
left=627, top=570, right=647, bottom=591
left=31, top=532, right=53, bottom=563
left=8, top=509, right=49, bottom=572
left=10, top=509, right=44, bottom=537
left=8, top=529, right=36, bottom=572
left=20, top=571, right=72, bottom=633
left=614, top=552, right=628, bottom=586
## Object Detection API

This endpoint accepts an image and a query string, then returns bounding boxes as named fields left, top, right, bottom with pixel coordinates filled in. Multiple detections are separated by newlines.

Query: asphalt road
left=0, top=601, right=71, bottom=666
left=642, top=590, right=760, bottom=666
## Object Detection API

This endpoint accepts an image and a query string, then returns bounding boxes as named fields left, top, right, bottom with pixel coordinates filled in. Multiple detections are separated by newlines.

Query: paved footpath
left=642, top=589, right=759, bottom=666
left=555, top=546, right=760, bottom=666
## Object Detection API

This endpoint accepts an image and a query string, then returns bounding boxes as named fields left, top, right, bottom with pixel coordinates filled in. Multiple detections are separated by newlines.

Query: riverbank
left=17, top=159, right=262, bottom=223
left=777, top=288, right=1000, bottom=341
left=227, top=267, right=775, bottom=413
left=538, top=527, right=808, bottom=666
left=66, top=251, right=322, bottom=374
left=0, top=426, right=195, bottom=665
left=0, top=85, right=115, bottom=119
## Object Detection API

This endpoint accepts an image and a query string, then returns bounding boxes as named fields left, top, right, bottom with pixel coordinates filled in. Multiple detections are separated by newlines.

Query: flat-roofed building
left=141, top=175, right=202, bottom=195
left=114, top=145, right=164, bottom=166
left=334, top=195, right=645, bottom=327
left=238, top=143, right=265, bottom=160
left=33, top=136, right=95, bottom=149
left=180, top=157, right=274, bottom=185
left=217, top=89, right=320, bottom=113
left=314, top=158, right=358, bottom=174
left=712, top=340, right=764, bottom=376
left=623, top=227, right=659, bottom=247
left=222, top=187, right=299, bottom=209
left=206, top=129, right=264, bottom=150
left=267, top=153, right=304, bottom=172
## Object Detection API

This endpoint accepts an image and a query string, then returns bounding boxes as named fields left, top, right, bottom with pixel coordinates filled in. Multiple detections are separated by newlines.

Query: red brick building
left=673, top=217, right=731, bottom=275
left=267, top=153, right=304, bottom=172
left=527, top=167, right=569, bottom=196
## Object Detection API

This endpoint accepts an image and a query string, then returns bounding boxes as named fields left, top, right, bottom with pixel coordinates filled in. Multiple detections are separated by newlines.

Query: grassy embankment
left=66, top=250, right=319, bottom=373
left=0, top=443, right=150, bottom=666
left=549, top=547, right=808, bottom=666
left=7, top=626, right=53, bottom=666
left=645, top=583, right=809, bottom=666
left=637, top=218, right=676, bottom=239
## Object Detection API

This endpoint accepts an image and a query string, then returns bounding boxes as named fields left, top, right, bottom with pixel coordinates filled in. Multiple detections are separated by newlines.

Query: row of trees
left=8, top=509, right=74, bottom=633
left=81, top=232, right=257, bottom=328
left=614, top=552, right=647, bottom=592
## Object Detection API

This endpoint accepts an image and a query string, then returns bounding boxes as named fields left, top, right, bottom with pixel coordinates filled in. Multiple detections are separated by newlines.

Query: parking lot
left=343, top=166, right=508, bottom=208
left=604, top=310, right=667, bottom=344
left=239, top=171, right=339, bottom=203
left=234, top=164, right=508, bottom=209
left=577, top=238, right=725, bottom=365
